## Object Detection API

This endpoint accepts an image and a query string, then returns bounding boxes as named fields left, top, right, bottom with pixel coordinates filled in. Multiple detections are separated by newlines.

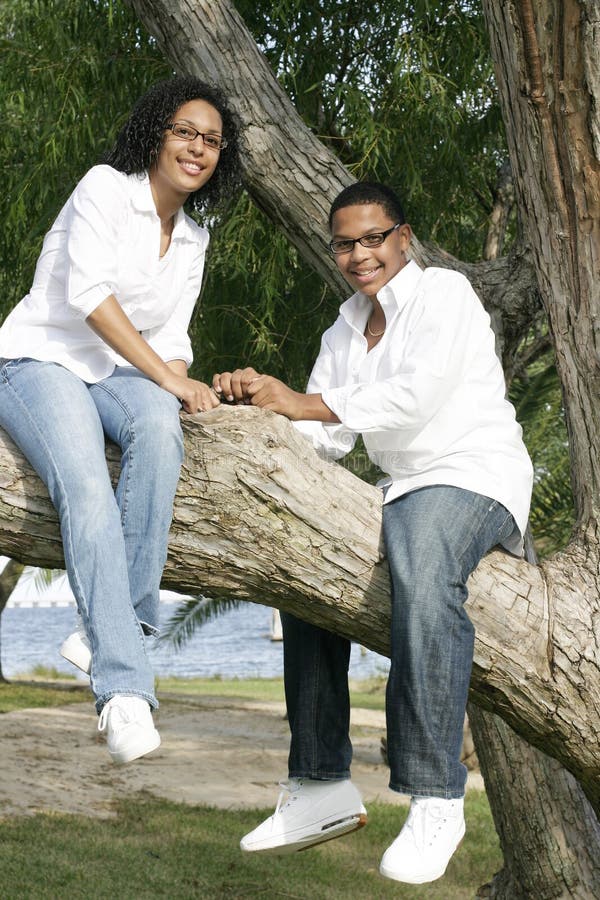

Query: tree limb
left=1, top=411, right=598, bottom=814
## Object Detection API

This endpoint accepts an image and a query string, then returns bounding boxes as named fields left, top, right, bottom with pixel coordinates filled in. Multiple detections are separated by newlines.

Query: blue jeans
left=0, top=358, right=184, bottom=712
left=282, top=485, right=516, bottom=798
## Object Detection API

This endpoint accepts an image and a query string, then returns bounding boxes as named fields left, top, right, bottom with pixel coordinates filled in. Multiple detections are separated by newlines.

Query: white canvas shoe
left=98, top=695, right=161, bottom=764
left=379, top=796, right=465, bottom=884
left=240, top=778, right=367, bottom=854
left=59, top=617, right=92, bottom=674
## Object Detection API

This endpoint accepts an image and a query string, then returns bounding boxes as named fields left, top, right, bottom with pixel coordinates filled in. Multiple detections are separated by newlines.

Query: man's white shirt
left=294, top=260, right=533, bottom=554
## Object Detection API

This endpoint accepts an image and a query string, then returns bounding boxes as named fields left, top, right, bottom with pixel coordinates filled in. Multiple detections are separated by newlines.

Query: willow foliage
left=2, top=0, right=504, bottom=381
left=0, top=0, right=571, bottom=552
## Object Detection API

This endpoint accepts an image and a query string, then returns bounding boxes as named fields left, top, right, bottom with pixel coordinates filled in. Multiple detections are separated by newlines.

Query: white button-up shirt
left=0, top=165, right=209, bottom=383
left=295, top=260, right=533, bottom=554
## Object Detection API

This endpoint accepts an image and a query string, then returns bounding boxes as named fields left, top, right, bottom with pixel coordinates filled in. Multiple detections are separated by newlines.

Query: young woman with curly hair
left=0, top=76, right=242, bottom=764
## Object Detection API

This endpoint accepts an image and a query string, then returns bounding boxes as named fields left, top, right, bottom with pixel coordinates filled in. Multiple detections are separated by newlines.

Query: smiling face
left=150, top=98, right=224, bottom=211
left=330, top=203, right=412, bottom=297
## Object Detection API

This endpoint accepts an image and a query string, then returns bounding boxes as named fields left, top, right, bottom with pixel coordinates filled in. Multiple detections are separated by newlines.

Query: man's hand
left=213, top=369, right=302, bottom=417
left=244, top=375, right=307, bottom=419
left=212, top=368, right=261, bottom=403
left=213, top=368, right=340, bottom=423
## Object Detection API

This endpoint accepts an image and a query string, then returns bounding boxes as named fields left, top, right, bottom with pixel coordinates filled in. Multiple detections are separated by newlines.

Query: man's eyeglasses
left=329, top=223, right=401, bottom=255
left=164, top=122, right=228, bottom=151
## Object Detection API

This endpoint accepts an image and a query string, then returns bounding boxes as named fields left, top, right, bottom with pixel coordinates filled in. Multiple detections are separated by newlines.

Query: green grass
left=0, top=794, right=501, bottom=899
left=157, top=674, right=287, bottom=703
left=157, top=674, right=387, bottom=711
left=0, top=678, right=500, bottom=897
left=0, top=679, right=89, bottom=714
left=4, top=671, right=387, bottom=711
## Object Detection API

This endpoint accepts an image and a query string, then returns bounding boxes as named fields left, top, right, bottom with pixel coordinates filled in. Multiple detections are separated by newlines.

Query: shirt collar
left=338, top=259, right=424, bottom=329
left=129, top=171, right=201, bottom=244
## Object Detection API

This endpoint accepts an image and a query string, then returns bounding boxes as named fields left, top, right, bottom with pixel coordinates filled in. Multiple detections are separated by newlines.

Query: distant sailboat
left=270, top=608, right=283, bottom=641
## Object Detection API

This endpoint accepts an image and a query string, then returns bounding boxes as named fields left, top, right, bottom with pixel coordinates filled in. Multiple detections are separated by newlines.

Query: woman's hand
left=161, top=370, right=220, bottom=413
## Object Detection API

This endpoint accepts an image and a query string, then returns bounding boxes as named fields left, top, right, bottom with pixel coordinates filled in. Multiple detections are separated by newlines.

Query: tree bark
left=483, top=160, right=515, bottom=263
left=2, top=410, right=599, bottom=817
left=483, top=0, right=600, bottom=528
left=478, top=0, right=600, bottom=882
left=470, top=536, right=600, bottom=898
left=471, top=704, right=600, bottom=899
left=0, top=559, right=24, bottom=681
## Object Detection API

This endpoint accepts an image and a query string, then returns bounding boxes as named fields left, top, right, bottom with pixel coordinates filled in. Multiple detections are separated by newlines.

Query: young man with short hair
left=213, top=182, right=532, bottom=885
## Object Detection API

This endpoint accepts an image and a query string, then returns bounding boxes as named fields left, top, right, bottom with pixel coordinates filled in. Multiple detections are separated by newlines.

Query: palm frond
left=160, top=596, right=243, bottom=648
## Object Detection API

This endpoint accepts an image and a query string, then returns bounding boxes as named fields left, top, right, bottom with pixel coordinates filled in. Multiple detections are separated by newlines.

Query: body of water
left=1, top=601, right=390, bottom=682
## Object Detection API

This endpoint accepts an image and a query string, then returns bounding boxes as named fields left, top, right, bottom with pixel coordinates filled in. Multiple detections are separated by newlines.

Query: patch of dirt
left=0, top=693, right=482, bottom=819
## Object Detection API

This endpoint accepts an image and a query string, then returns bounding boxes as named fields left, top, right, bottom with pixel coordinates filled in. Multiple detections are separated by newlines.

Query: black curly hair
left=103, top=76, right=242, bottom=211
left=329, top=182, right=406, bottom=229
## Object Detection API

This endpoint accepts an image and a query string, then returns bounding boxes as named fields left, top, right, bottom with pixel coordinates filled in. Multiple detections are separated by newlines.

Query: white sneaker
left=379, top=796, right=465, bottom=884
left=240, top=778, right=367, bottom=854
left=98, top=695, right=161, bottom=764
left=60, top=617, right=92, bottom=674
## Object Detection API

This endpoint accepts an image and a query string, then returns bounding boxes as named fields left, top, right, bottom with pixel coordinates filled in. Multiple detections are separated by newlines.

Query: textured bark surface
left=483, top=0, right=600, bottom=525
left=477, top=0, right=600, bottom=889
left=1, top=409, right=599, bottom=817
left=471, top=704, right=600, bottom=899
left=469, top=537, right=600, bottom=899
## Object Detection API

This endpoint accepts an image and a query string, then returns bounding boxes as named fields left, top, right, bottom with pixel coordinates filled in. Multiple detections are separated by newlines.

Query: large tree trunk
left=2, top=410, right=600, bottom=818
left=483, top=0, right=600, bottom=525
left=469, top=135, right=600, bottom=895
left=471, top=703, right=600, bottom=899
left=480, top=0, right=600, bottom=885
left=470, top=535, right=600, bottom=898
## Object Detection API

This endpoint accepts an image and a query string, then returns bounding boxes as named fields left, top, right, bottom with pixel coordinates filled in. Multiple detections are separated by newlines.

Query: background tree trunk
left=478, top=1, right=600, bottom=889
left=466, top=147, right=600, bottom=895
left=472, top=704, right=600, bottom=899
left=0, top=559, right=24, bottom=682
left=470, top=536, right=600, bottom=898
left=483, top=0, right=600, bottom=526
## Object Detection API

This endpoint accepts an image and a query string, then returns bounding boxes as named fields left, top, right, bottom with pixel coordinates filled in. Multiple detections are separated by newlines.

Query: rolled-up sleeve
left=65, top=166, right=122, bottom=318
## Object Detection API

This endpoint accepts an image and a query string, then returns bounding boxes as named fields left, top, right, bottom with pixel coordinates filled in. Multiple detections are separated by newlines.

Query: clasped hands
left=212, top=368, right=304, bottom=419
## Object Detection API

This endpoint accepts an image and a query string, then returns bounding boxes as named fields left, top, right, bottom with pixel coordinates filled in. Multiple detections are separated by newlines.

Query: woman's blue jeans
left=0, top=358, right=184, bottom=712
left=282, top=485, right=516, bottom=799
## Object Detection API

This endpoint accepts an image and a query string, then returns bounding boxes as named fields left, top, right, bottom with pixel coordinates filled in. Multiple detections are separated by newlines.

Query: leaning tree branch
left=125, top=0, right=543, bottom=347
left=1, top=412, right=598, bottom=814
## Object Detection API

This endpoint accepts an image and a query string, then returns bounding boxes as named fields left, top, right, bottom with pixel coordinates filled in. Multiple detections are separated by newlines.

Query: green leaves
left=0, top=0, right=171, bottom=314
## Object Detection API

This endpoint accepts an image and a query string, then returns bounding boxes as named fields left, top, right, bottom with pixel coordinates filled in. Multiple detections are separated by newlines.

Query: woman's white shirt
left=294, top=260, right=533, bottom=554
left=0, top=165, right=209, bottom=383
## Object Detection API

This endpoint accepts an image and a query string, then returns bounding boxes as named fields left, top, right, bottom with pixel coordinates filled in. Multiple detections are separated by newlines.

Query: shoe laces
left=406, top=798, right=459, bottom=849
left=98, top=697, right=143, bottom=733
left=273, top=779, right=303, bottom=816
